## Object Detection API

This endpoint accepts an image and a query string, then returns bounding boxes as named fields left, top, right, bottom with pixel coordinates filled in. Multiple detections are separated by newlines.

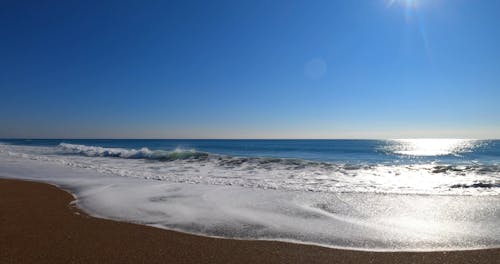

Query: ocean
left=1, top=138, right=499, bottom=250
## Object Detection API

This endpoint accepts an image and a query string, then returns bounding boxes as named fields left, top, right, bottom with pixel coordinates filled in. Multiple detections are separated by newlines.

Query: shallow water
left=1, top=139, right=499, bottom=195
left=1, top=139, right=499, bottom=250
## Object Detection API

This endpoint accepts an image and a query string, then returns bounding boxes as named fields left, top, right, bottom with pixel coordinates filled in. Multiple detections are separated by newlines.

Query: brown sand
left=1, top=179, right=499, bottom=264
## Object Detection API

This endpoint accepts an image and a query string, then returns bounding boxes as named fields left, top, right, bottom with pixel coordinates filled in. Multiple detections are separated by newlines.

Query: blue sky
left=1, top=0, right=499, bottom=139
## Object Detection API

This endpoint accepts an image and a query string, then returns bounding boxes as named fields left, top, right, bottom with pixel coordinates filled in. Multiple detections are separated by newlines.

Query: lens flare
left=387, top=0, right=420, bottom=9
left=386, top=0, right=433, bottom=71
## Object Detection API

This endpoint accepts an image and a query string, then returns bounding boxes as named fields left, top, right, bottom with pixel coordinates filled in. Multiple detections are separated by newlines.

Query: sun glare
left=390, top=139, right=479, bottom=156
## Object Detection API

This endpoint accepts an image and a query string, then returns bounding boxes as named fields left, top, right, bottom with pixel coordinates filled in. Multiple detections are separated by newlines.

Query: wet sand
left=1, top=178, right=499, bottom=264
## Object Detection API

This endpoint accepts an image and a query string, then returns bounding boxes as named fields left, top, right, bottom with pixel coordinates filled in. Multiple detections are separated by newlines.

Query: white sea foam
left=1, top=143, right=499, bottom=195
left=1, top=143, right=500, bottom=251
left=58, top=143, right=206, bottom=160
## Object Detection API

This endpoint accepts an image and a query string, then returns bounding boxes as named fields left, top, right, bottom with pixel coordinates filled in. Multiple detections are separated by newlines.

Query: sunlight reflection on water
left=386, top=139, right=481, bottom=156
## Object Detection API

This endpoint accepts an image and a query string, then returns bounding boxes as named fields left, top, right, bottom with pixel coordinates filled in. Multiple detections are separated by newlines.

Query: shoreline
left=1, top=178, right=499, bottom=263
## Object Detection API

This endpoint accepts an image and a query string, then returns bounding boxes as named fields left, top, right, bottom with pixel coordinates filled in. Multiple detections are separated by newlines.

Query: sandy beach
left=0, top=179, right=498, bottom=264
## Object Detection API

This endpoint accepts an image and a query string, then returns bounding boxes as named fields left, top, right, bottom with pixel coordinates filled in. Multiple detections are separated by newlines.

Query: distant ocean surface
left=1, top=139, right=500, bottom=250
left=1, top=139, right=499, bottom=195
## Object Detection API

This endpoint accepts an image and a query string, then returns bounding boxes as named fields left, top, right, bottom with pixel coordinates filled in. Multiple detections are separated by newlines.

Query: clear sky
left=1, top=0, right=499, bottom=139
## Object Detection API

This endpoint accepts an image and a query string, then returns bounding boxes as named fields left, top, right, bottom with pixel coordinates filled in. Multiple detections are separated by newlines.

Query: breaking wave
left=1, top=142, right=499, bottom=195
left=58, top=143, right=209, bottom=161
left=2, top=141, right=500, bottom=251
left=57, top=143, right=332, bottom=168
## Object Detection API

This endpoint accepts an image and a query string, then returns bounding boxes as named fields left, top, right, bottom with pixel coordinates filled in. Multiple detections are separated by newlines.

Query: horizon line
left=1, top=137, right=497, bottom=140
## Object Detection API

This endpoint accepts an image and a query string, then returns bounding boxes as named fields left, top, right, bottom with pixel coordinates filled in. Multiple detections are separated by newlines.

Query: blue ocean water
left=2, top=138, right=499, bottom=164
left=1, top=138, right=500, bottom=250
left=1, top=138, right=499, bottom=195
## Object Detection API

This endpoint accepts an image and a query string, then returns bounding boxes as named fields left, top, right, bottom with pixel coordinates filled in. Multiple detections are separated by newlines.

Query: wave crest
left=0, top=142, right=498, bottom=195
left=58, top=143, right=208, bottom=161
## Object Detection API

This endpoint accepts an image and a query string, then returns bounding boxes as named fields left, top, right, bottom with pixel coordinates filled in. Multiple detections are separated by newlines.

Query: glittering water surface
left=1, top=139, right=499, bottom=250
left=1, top=139, right=498, bottom=195
left=384, top=138, right=482, bottom=156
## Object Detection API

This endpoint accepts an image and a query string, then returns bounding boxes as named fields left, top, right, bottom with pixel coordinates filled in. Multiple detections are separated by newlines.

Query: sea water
left=1, top=139, right=499, bottom=250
